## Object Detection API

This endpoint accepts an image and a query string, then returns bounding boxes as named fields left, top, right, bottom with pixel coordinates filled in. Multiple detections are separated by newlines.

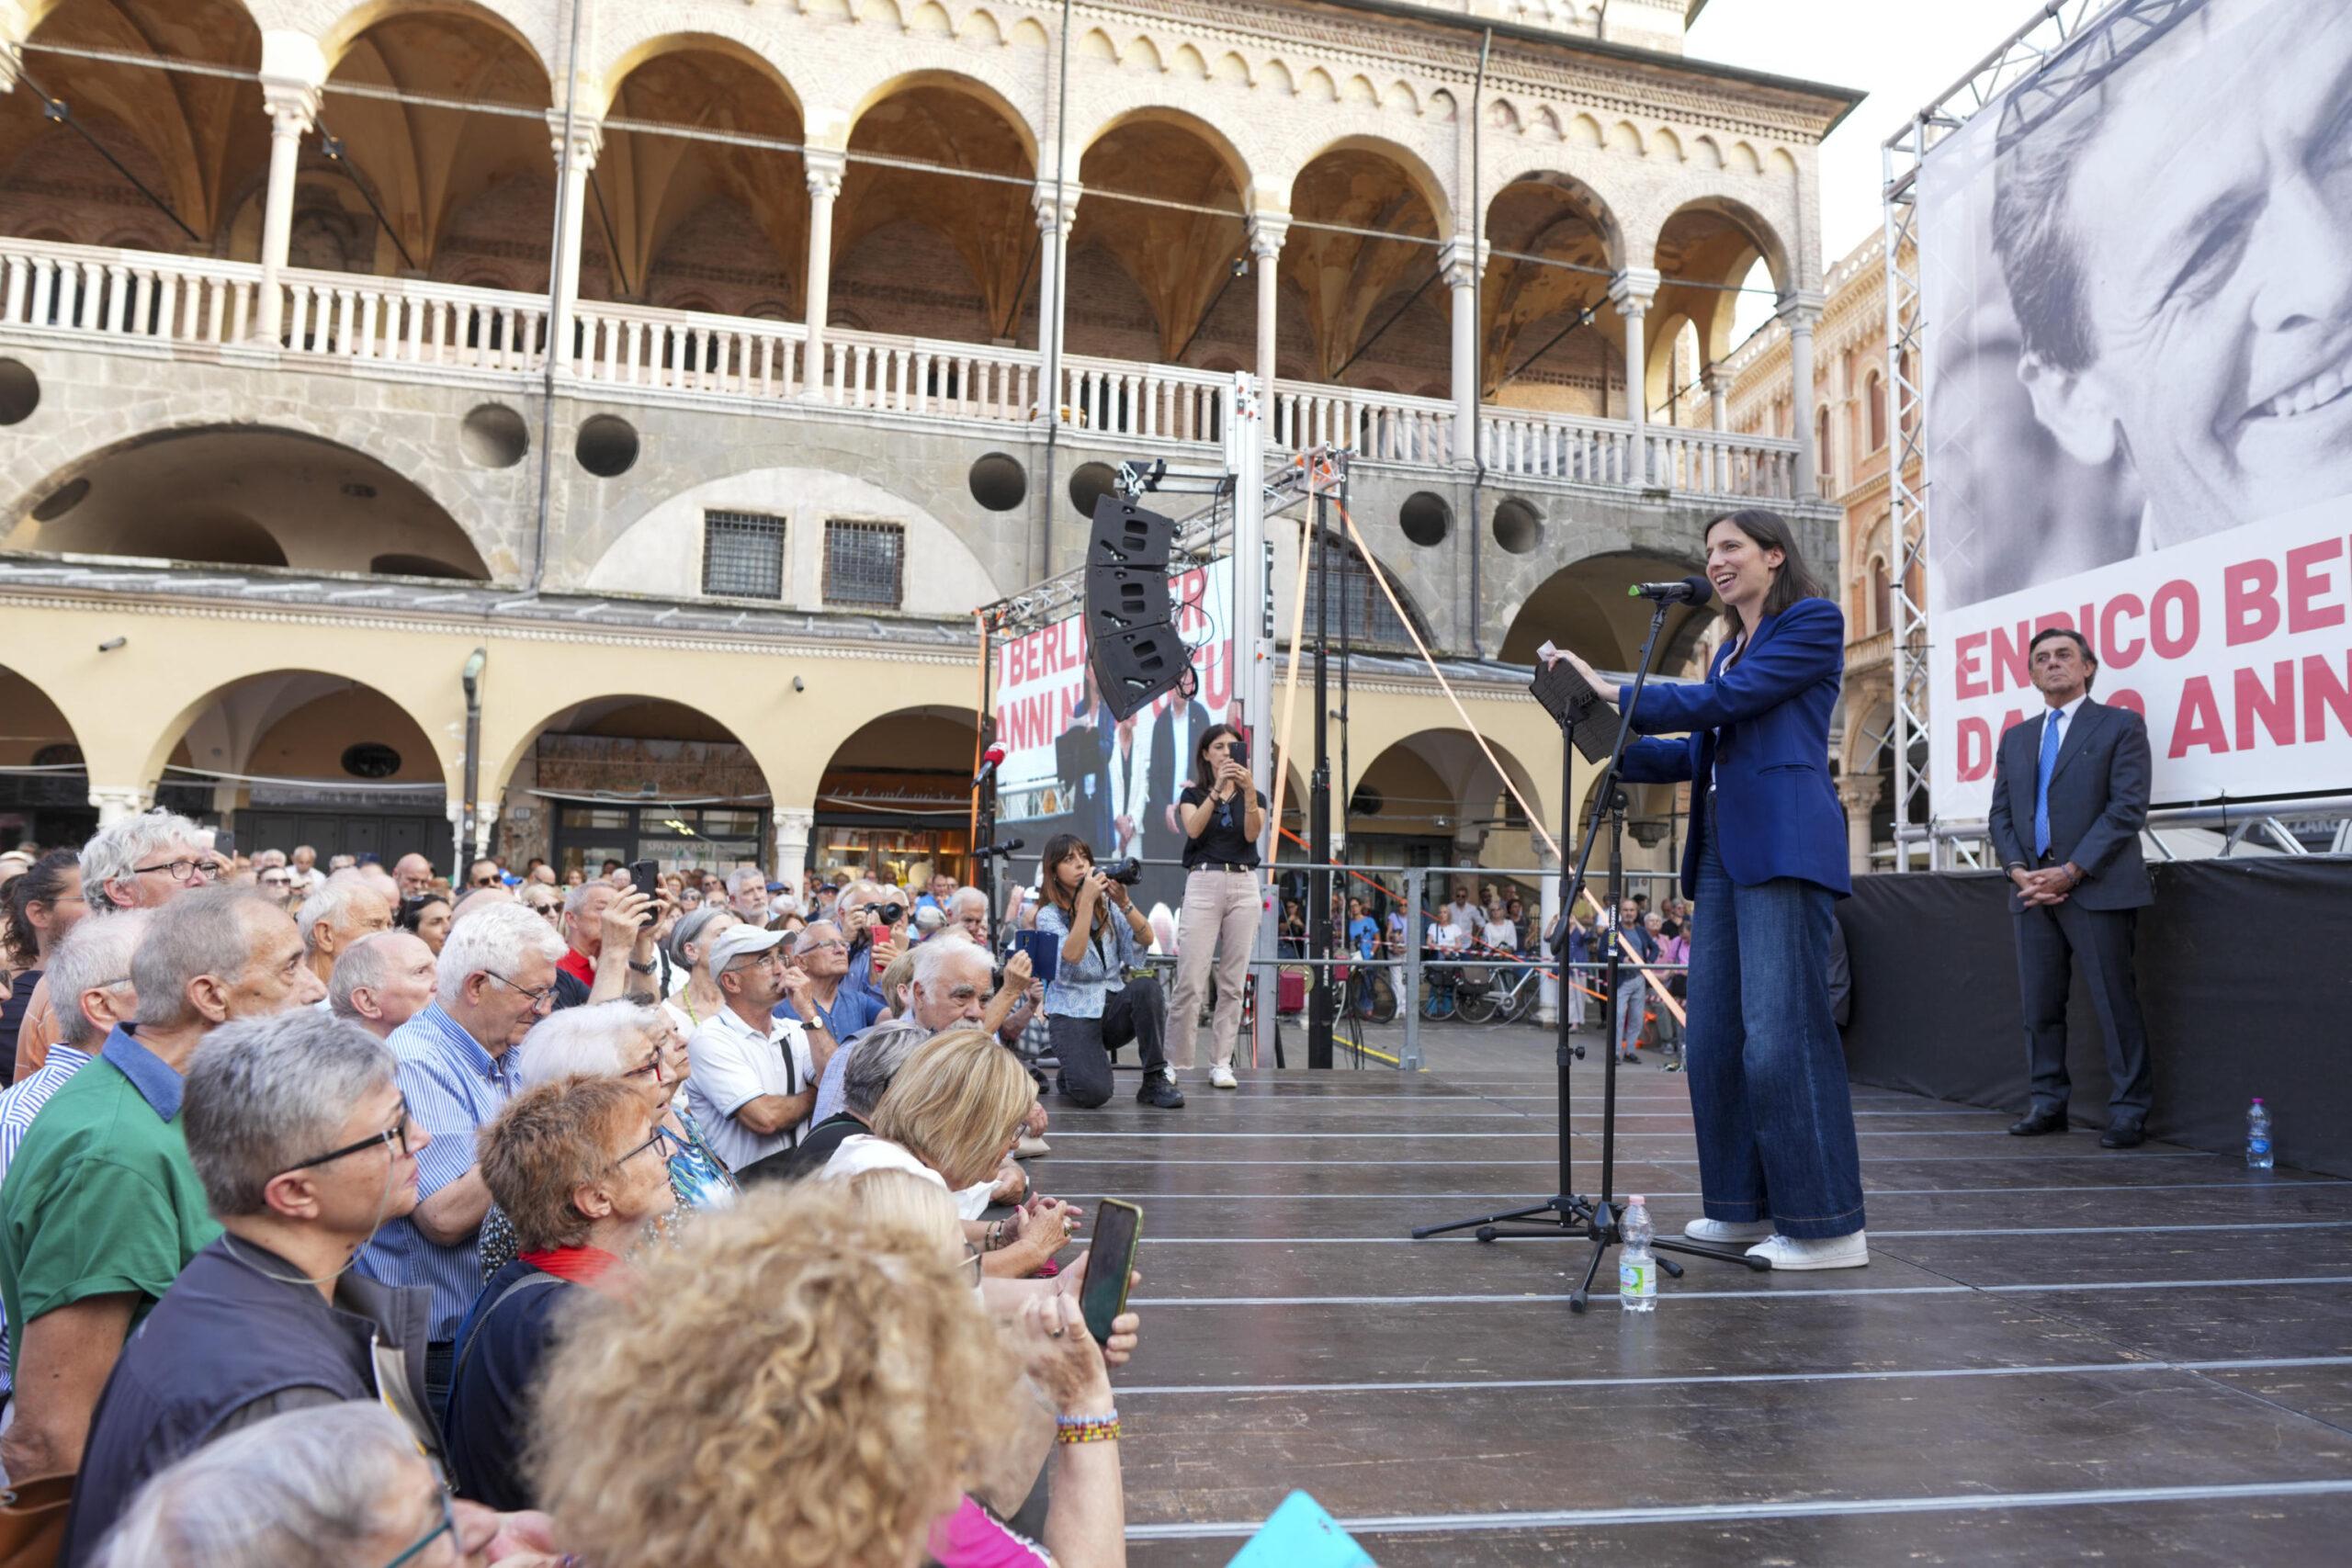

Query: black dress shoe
left=2099, top=1123, right=2145, bottom=1149
left=2007, top=1109, right=2069, bottom=1136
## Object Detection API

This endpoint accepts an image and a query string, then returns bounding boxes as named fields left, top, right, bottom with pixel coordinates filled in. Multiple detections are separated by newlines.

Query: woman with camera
left=1034, top=833, right=1184, bottom=1111
left=1166, top=724, right=1266, bottom=1091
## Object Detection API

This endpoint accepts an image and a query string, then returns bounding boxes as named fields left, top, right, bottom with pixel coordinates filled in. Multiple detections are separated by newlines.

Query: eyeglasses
left=469, top=874, right=501, bottom=888
left=613, top=1124, right=681, bottom=1169
left=959, top=1243, right=983, bottom=1286
left=382, top=1485, right=457, bottom=1568
left=799, top=938, right=846, bottom=953
left=131, top=857, right=218, bottom=886
left=281, top=1102, right=413, bottom=1175
left=483, top=970, right=555, bottom=1010
left=622, top=1039, right=683, bottom=1081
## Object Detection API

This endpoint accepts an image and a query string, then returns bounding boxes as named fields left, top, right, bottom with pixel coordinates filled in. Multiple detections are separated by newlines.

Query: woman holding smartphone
left=1550, top=508, right=1866, bottom=1270
left=1166, top=724, right=1266, bottom=1090
left=1034, top=833, right=1184, bottom=1111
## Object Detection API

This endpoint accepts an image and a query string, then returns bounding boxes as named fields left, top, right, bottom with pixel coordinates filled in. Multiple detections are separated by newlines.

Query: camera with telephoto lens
left=1098, top=858, right=1145, bottom=886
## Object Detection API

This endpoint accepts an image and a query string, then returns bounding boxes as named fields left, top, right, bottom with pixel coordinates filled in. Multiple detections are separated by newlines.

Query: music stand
left=1410, top=598, right=1767, bottom=1310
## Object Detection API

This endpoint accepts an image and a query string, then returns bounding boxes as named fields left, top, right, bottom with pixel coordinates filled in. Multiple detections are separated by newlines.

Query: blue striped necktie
left=2032, top=711, right=2064, bottom=859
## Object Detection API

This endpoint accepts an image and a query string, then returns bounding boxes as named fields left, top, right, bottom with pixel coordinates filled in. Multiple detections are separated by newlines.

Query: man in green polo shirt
left=0, top=886, right=323, bottom=1483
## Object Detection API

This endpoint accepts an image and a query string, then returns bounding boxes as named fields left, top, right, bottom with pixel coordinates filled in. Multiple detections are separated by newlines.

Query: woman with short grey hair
left=475, top=1000, right=736, bottom=1278
left=92, top=1400, right=557, bottom=1567
left=660, top=905, right=738, bottom=1032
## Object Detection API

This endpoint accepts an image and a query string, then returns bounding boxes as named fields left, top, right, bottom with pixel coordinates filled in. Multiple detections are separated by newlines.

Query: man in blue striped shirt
left=0, top=910, right=149, bottom=1405
left=353, top=901, right=563, bottom=1411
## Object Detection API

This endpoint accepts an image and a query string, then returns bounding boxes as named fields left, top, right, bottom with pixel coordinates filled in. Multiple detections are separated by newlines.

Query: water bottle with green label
left=1619, top=1195, right=1657, bottom=1313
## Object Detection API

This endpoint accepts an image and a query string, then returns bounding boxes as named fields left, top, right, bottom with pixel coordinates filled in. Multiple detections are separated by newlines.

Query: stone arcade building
left=0, top=0, right=1850, bottom=888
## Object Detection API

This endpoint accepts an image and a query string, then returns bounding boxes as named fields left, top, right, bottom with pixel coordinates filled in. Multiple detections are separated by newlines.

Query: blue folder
left=1226, top=1491, right=1375, bottom=1567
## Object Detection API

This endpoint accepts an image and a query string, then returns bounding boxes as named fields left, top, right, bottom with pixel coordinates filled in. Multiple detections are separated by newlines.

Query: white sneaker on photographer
left=1209, top=1063, right=1238, bottom=1089
left=1745, top=1231, right=1870, bottom=1270
left=1683, top=1217, right=1774, bottom=1245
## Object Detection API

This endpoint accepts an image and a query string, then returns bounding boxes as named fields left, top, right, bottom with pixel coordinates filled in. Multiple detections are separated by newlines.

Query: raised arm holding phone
left=1165, top=724, right=1266, bottom=1092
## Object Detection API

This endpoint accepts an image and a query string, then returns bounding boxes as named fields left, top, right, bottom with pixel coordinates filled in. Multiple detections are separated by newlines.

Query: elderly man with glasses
left=11, top=812, right=215, bottom=1088
left=0, top=887, right=324, bottom=1485
left=686, top=925, right=831, bottom=1181
left=353, top=902, right=564, bottom=1413
left=57, top=1010, right=439, bottom=1565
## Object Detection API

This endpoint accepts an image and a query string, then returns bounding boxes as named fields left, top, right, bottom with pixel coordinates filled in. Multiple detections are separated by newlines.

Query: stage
left=1044, top=1034, right=2352, bottom=1564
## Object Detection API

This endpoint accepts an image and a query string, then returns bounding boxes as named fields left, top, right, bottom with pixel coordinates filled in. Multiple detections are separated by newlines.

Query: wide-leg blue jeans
left=1686, top=795, right=1867, bottom=1240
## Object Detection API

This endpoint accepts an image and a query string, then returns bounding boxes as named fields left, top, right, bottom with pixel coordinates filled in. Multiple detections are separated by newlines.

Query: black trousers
left=2014, top=899, right=2153, bottom=1127
left=1048, top=976, right=1169, bottom=1107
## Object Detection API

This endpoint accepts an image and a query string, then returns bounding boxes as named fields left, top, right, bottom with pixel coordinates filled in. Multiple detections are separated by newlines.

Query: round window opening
left=341, top=742, right=402, bottom=780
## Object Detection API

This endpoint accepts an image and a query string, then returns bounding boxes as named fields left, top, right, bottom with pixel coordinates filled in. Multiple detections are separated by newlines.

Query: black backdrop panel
left=1838, top=859, right=2352, bottom=1179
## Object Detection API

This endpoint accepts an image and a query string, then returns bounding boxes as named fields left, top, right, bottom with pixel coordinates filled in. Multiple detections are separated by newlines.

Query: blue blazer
left=1616, top=595, right=1851, bottom=900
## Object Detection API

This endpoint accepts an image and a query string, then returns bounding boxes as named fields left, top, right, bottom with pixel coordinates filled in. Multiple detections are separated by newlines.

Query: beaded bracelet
left=1053, top=1410, right=1121, bottom=1444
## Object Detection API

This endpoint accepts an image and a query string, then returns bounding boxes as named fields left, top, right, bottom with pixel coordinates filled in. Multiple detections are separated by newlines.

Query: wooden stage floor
left=1041, top=1038, right=2352, bottom=1565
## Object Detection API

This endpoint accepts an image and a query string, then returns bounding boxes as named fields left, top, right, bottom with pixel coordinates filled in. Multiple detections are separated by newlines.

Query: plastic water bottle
left=1619, top=1196, right=1657, bottom=1313
left=2247, top=1099, right=2274, bottom=1169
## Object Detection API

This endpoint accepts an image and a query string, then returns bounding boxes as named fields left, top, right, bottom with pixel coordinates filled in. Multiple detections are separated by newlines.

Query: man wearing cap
left=684, top=924, right=830, bottom=1177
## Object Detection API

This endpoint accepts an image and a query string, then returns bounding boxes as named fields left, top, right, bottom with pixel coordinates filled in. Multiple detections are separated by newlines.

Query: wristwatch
left=628, top=958, right=656, bottom=976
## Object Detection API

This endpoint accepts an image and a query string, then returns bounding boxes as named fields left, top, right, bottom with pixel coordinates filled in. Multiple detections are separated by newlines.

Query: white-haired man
left=390, top=854, right=435, bottom=902
left=13, top=810, right=212, bottom=1086
left=296, top=871, right=394, bottom=992
left=0, top=888, right=322, bottom=1482
left=550, top=880, right=662, bottom=1010
left=328, top=931, right=438, bottom=1041
left=353, top=901, right=563, bottom=1412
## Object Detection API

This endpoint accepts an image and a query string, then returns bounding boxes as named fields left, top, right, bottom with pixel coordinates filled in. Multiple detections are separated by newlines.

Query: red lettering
left=2169, top=676, right=2229, bottom=758
left=1997, top=707, right=2030, bottom=739
left=1954, top=631, right=1989, bottom=699
left=2149, top=580, right=2199, bottom=660
left=2305, top=651, right=2352, bottom=740
left=1990, top=622, right=2032, bottom=695
left=2104, top=687, right=2144, bottom=717
left=1204, top=640, right=1233, bottom=709
left=2286, top=537, right=2346, bottom=634
left=1956, top=717, right=1993, bottom=782
left=2100, top=593, right=2146, bottom=669
left=2233, top=661, right=2296, bottom=750
left=2223, top=558, right=2279, bottom=647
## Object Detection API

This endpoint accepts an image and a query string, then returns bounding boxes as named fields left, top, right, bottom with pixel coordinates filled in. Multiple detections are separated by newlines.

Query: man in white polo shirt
left=685, top=925, right=829, bottom=1178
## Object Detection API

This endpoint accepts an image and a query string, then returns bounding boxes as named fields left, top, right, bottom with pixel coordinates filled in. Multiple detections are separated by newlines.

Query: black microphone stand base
left=1408, top=597, right=1770, bottom=1314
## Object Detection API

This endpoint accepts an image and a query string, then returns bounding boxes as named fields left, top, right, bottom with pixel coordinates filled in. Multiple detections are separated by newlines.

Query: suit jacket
left=1145, top=700, right=1200, bottom=861
left=1616, top=595, right=1850, bottom=899
left=1984, top=696, right=2153, bottom=911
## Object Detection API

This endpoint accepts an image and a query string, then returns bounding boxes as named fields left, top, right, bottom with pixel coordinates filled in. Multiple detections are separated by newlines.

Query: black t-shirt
left=1180, top=784, right=1266, bottom=870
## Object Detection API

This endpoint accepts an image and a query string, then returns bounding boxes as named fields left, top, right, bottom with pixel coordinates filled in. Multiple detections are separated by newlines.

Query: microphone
left=972, top=838, right=1025, bottom=858
left=971, top=744, right=1008, bottom=789
left=1629, top=576, right=1714, bottom=605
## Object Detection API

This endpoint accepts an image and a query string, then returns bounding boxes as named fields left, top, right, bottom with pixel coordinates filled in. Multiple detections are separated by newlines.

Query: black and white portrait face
left=2000, top=0, right=2352, bottom=545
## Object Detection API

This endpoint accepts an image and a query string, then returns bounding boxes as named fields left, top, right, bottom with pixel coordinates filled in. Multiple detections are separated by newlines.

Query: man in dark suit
left=1985, top=626, right=2154, bottom=1148
left=1143, top=664, right=1203, bottom=871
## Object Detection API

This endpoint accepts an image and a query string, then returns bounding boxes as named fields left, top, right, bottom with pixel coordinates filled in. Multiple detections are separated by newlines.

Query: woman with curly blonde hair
left=527, top=1182, right=1026, bottom=1568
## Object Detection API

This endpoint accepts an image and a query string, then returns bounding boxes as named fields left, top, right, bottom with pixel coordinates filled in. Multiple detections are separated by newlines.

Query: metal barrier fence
left=1020, top=855, right=1687, bottom=1072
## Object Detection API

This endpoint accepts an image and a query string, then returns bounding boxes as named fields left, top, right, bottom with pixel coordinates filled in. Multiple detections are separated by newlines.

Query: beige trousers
left=1166, top=868, right=1262, bottom=1070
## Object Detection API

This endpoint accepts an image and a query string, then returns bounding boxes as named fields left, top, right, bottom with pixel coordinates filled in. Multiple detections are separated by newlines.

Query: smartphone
left=1080, top=1198, right=1143, bottom=1344
left=1227, top=732, right=1250, bottom=769
left=630, top=859, right=662, bottom=902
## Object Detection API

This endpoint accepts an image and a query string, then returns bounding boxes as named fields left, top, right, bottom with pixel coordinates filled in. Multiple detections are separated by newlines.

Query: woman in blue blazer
left=1552, top=509, right=1867, bottom=1270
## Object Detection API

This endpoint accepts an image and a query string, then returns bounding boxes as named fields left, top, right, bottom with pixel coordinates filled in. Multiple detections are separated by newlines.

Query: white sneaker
left=1209, top=1063, right=1238, bottom=1089
left=1683, top=1217, right=1774, bottom=1245
left=1745, top=1231, right=1870, bottom=1270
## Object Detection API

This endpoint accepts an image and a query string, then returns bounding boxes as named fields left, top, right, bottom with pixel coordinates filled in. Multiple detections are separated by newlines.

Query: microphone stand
left=1410, top=592, right=1767, bottom=1311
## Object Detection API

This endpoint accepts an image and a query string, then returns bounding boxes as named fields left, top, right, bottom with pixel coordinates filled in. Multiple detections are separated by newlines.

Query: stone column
left=1838, top=772, right=1882, bottom=878
left=255, top=77, right=321, bottom=343
left=1705, top=363, right=1728, bottom=430
left=800, top=149, right=845, bottom=400
left=774, top=806, right=814, bottom=890
left=1535, top=840, right=1562, bottom=1026
left=1780, top=290, right=1826, bottom=497
left=1248, top=211, right=1288, bottom=413
left=88, top=785, right=153, bottom=828
left=1611, top=267, right=1660, bottom=488
left=1440, top=236, right=1479, bottom=468
left=546, top=116, right=604, bottom=374
left=1032, top=183, right=1080, bottom=420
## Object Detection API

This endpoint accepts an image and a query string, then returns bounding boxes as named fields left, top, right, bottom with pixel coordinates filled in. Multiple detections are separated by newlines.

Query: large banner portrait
left=1920, top=0, right=2352, bottom=817
left=991, top=557, right=1236, bottom=914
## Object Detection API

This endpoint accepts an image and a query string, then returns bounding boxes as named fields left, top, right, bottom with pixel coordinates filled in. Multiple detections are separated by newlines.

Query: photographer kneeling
left=1035, top=834, right=1183, bottom=1111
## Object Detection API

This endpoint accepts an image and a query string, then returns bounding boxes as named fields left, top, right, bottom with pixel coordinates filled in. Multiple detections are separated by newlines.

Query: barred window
left=1306, top=541, right=1418, bottom=652
left=823, top=518, right=905, bottom=608
left=701, top=510, right=787, bottom=599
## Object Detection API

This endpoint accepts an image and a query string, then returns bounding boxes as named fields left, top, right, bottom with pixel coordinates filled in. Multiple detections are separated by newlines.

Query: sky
left=1684, top=0, right=2043, bottom=336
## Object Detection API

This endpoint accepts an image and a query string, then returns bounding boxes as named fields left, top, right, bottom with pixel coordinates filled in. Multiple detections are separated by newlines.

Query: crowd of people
left=0, top=814, right=1152, bottom=1567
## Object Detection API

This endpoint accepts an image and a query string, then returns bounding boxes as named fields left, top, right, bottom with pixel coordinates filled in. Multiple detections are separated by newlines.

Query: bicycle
left=1457, top=960, right=1542, bottom=1025
left=1342, top=959, right=1398, bottom=1023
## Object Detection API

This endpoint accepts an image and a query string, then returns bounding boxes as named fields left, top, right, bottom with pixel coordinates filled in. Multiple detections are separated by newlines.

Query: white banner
left=1918, top=0, right=2352, bottom=814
